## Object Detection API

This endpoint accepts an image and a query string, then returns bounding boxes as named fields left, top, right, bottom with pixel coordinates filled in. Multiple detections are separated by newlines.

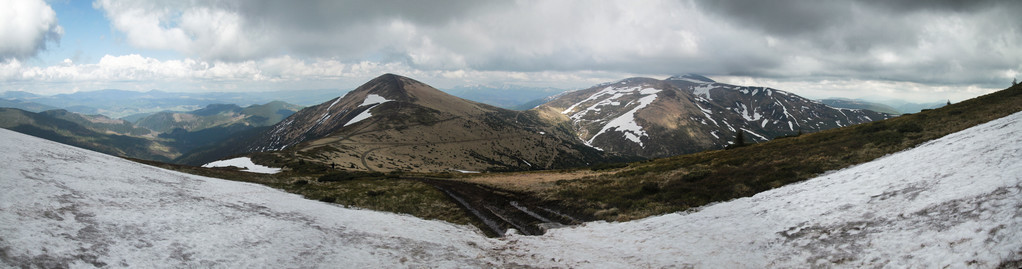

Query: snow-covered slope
left=3, top=110, right=1021, bottom=267
left=0, top=128, right=498, bottom=268
left=502, top=111, right=1022, bottom=268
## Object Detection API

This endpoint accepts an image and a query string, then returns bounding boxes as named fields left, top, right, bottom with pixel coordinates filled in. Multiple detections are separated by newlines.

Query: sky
left=1, top=0, right=1020, bottom=102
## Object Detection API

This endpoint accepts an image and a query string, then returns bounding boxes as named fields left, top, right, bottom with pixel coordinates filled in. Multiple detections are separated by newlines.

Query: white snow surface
left=343, top=94, right=394, bottom=127
left=359, top=94, right=391, bottom=107
left=561, top=85, right=661, bottom=147
left=343, top=104, right=379, bottom=127
left=585, top=91, right=659, bottom=147
left=0, top=128, right=497, bottom=268
left=201, top=157, right=282, bottom=174
left=3, top=111, right=1022, bottom=268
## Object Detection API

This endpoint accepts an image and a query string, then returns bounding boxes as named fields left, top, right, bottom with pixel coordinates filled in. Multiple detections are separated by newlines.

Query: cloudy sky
left=2, top=0, right=1020, bottom=102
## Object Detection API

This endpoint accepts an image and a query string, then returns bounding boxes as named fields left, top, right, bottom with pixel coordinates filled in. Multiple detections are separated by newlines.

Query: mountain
left=0, top=98, right=57, bottom=112
left=0, top=90, right=40, bottom=99
left=0, top=100, right=301, bottom=165
left=536, top=74, right=891, bottom=158
left=234, top=73, right=619, bottom=172
left=887, top=100, right=947, bottom=114
left=820, top=98, right=902, bottom=114
left=40, top=109, right=151, bottom=136
left=444, top=83, right=566, bottom=110
left=0, top=89, right=339, bottom=119
left=0, top=108, right=174, bottom=161
left=134, top=101, right=301, bottom=133
left=821, top=98, right=949, bottom=114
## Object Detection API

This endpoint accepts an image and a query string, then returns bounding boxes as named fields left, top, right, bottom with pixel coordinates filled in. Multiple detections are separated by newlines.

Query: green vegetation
left=540, top=84, right=1022, bottom=221
left=130, top=158, right=476, bottom=226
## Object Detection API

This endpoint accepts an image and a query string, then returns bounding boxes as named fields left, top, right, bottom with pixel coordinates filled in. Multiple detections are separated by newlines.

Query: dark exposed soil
left=414, top=178, right=590, bottom=237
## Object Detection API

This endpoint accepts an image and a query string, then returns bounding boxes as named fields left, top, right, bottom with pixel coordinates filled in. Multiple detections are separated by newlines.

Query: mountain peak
left=352, top=73, right=439, bottom=102
left=667, top=73, right=715, bottom=83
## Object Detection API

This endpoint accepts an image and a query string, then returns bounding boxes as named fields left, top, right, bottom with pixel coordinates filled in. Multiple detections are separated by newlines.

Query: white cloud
left=93, top=0, right=274, bottom=61
left=0, top=54, right=642, bottom=95
left=0, top=0, right=64, bottom=59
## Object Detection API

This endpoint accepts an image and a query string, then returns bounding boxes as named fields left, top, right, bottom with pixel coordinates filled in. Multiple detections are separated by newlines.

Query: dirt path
left=413, top=178, right=587, bottom=237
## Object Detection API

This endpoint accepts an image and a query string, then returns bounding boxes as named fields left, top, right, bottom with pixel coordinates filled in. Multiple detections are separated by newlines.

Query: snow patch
left=344, top=104, right=380, bottom=127
left=585, top=88, right=660, bottom=147
left=202, top=157, right=281, bottom=174
left=344, top=94, right=394, bottom=127
left=740, top=128, right=769, bottom=141
left=693, top=83, right=715, bottom=99
left=360, top=94, right=392, bottom=107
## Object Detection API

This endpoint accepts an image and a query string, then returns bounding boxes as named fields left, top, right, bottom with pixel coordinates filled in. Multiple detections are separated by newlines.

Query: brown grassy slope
left=531, top=84, right=1022, bottom=221
left=128, top=158, right=477, bottom=226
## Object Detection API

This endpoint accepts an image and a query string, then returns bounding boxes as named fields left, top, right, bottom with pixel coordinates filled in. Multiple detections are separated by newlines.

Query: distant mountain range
left=0, top=89, right=337, bottom=118
left=820, top=98, right=946, bottom=114
left=0, top=101, right=302, bottom=163
left=444, top=83, right=566, bottom=110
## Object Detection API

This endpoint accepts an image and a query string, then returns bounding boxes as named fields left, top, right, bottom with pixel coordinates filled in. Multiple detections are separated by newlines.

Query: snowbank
left=0, top=128, right=497, bottom=268
left=201, top=157, right=281, bottom=174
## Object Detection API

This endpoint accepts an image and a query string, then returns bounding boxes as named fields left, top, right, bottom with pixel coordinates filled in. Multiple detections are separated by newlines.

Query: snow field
left=0, top=128, right=497, bottom=268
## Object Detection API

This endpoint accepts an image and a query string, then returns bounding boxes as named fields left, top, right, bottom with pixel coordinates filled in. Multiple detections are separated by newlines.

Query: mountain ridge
left=538, top=75, right=891, bottom=158
left=233, top=73, right=622, bottom=172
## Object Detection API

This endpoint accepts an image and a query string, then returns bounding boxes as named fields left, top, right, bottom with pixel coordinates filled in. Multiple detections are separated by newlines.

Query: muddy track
left=413, top=178, right=588, bottom=237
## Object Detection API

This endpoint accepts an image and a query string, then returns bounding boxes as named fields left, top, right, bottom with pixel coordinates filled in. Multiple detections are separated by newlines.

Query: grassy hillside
left=130, top=158, right=479, bottom=229
left=0, top=108, right=175, bottom=162
left=482, top=84, right=1022, bottom=221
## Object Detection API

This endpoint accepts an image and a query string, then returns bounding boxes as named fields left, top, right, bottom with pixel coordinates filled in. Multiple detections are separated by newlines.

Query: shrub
left=319, top=196, right=336, bottom=203
left=590, top=162, right=629, bottom=171
left=317, top=171, right=386, bottom=182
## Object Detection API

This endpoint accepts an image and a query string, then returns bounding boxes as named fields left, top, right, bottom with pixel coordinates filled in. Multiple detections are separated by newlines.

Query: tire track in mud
left=414, top=178, right=586, bottom=237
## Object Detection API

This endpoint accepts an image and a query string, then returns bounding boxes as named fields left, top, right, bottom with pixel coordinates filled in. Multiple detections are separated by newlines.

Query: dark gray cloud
left=696, top=0, right=856, bottom=36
